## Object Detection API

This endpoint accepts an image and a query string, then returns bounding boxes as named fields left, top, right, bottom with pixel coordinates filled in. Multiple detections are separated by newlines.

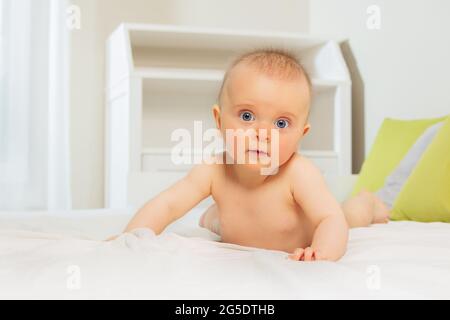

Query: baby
left=116, top=49, right=390, bottom=261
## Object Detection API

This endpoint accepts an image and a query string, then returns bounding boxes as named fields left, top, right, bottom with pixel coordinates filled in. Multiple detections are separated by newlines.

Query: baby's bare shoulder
left=286, top=153, right=325, bottom=190
left=287, top=153, right=322, bottom=177
left=187, top=153, right=223, bottom=180
left=184, top=156, right=222, bottom=196
left=287, top=153, right=335, bottom=223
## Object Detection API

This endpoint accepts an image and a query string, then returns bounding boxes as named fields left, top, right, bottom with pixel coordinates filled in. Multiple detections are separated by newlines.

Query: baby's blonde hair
left=217, top=48, right=312, bottom=106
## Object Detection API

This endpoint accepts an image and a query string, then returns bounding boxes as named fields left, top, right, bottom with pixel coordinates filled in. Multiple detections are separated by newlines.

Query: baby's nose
left=255, top=121, right=272, bottom=141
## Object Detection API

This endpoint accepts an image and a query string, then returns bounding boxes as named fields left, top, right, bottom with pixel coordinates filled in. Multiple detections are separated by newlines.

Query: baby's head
left=212, top=48, right=312, bottom=170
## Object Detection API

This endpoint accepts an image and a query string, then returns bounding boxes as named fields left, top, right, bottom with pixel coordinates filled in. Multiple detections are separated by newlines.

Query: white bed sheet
left=1, top=207, right=450, bottom=299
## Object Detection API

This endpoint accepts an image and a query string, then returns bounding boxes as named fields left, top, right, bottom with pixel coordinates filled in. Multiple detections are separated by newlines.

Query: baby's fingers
left=304, top=247, right=315, bottom=261
left=288, top=248, right=304, bottom=261
left=313, top=250, right=329, bottom=261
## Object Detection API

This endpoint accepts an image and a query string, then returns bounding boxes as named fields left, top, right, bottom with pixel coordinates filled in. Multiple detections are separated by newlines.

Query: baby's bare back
left=210, top=159, right=315, bottom=253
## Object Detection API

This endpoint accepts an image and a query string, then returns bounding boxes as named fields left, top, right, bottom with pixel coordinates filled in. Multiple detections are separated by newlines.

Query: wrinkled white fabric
left=1, top=209, right=450, bottom=299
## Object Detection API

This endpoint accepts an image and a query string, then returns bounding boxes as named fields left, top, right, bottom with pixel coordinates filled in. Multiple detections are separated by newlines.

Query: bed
left=1, top=176, right=450, bottom=299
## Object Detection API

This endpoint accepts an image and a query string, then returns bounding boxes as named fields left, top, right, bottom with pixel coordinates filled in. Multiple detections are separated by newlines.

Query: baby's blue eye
left=240, top=111, right=255, bottom=122
left=275, top=119, right=289, bottom=129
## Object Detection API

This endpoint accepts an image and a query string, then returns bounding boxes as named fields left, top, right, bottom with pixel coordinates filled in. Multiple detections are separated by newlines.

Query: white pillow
left=376, top=121, right=444, bottom=209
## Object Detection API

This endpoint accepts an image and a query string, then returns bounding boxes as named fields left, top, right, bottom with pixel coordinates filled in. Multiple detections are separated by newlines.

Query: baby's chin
left=239, top=160, right=282, bottom=177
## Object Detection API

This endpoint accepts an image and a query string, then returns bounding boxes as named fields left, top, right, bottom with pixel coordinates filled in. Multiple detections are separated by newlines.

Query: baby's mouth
left=247, top=149, right=269, bottom=157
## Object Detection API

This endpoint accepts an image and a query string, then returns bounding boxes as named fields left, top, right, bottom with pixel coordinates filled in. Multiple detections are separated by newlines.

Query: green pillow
left=391, top=117, right=450, bottom=222
left=352, top=116, right=448, bottom=196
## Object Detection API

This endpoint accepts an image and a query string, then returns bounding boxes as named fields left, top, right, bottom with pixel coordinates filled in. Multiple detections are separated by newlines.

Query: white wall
left=310, top=0, right=450, bottom=172
left=70, top=0, right=310, bottom=209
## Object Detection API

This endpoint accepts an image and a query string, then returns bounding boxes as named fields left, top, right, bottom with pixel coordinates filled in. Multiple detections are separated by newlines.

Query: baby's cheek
left=272, top=140, right=291, bottom=164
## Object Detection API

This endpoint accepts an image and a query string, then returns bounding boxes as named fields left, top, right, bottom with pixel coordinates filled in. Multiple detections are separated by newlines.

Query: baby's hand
left=288, top=247, right=324, bottom=262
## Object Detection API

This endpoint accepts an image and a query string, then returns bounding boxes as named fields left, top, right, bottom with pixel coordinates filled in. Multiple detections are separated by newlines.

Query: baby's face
left=213, top=64, right=311, bottom=170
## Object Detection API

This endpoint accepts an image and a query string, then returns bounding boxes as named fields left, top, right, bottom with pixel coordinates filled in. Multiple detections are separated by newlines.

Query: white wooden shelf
left=137, top=67, right=346, bottom=87
left=105, top=23, right=352, bottom=209
left=135, top=67, right=224, bottom=81
left=135, top=66, right=348, bottom=96
left=127, top=23, right=329, bottom=52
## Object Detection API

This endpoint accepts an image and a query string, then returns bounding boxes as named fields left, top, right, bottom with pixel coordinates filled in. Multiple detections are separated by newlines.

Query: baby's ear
left=212, top=104, right=222, bottom=130
left=302, top=124, right=311, bottom=136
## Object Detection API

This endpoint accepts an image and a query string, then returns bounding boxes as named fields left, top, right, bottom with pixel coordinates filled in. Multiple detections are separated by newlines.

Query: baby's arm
left=121, top=162, right=213, bottom=236
left=290, top=157, right=349, bottom=261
